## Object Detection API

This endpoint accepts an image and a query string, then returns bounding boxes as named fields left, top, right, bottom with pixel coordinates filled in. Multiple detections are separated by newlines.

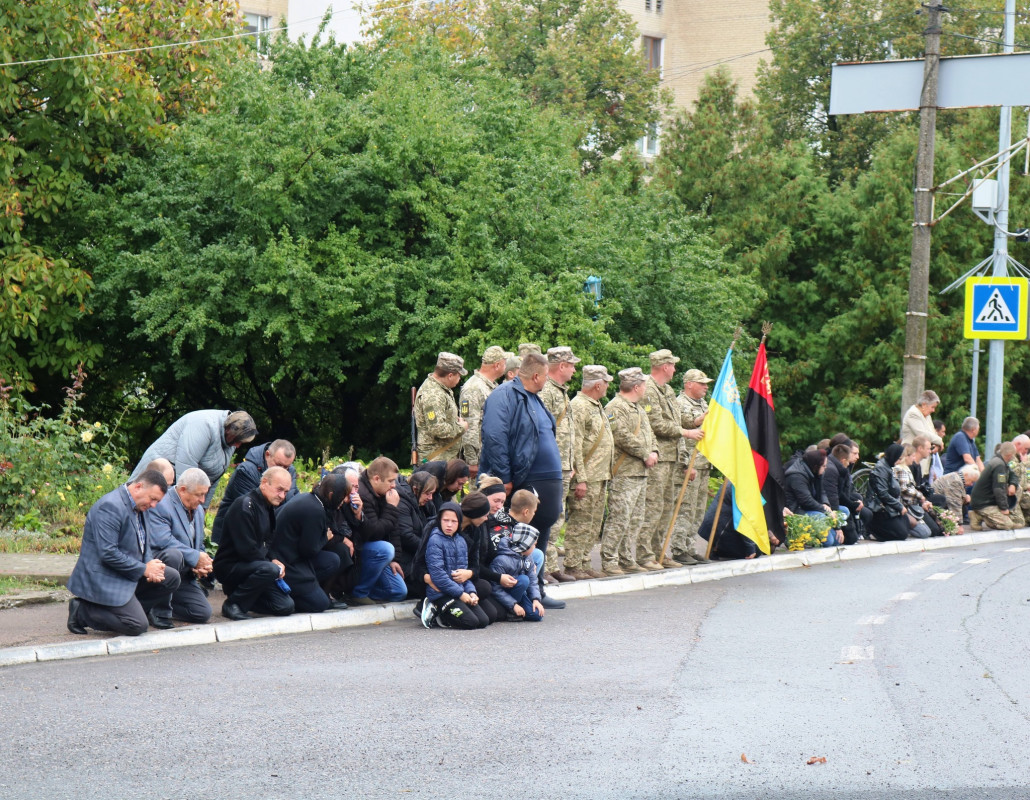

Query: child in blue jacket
left=422, top=502, right=489, bottom=629
left=489, top=520, right=545, bottom=622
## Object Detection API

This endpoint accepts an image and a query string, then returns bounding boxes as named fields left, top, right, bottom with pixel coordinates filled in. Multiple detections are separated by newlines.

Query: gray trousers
left=155, top=548, right=212, bottom=624
left=74, top=569, right=181, bottom=637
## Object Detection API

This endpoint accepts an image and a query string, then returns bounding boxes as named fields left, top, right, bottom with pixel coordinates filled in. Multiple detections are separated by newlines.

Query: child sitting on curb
left=421, top=502, right=489, bottom=630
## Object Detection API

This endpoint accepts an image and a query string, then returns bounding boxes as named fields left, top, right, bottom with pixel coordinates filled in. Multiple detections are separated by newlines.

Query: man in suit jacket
left=67, top=470, right=181, bottom=637
left=149, top=467, right=214, bottom=625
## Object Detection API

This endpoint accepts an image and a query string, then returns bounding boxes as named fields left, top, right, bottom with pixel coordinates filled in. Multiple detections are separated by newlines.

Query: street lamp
left=583, top=275, right=602, bottom=305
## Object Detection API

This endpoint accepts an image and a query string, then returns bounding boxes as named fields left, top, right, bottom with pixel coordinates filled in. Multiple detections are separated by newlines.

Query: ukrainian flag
left=697, top=349, right=771, bottom=554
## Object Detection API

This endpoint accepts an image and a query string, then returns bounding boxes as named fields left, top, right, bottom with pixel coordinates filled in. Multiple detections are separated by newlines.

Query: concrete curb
left=3, top=528, right=1028, bottom=668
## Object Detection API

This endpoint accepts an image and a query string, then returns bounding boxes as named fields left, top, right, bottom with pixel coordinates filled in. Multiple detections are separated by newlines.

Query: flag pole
left=659, top=450, right=697, bottom=565
left=703, top=326, right=743, bottom=561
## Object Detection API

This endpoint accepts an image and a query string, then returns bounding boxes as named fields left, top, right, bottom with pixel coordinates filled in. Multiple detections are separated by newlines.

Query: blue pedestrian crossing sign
left=964, top=277, right=1028, bottom=340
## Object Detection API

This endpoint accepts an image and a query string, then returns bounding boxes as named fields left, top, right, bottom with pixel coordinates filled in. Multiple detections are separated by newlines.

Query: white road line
left=841, top=646, right=874, bottom=661
left=895, top=592, right=919, bottom=601
left=857, top=615, right=889, bottom=625
left=1005, top=547, right=1030, bottom=553
left=964, top=558, right=990, bottom=564
left=926, top=573, right=955, bottom=581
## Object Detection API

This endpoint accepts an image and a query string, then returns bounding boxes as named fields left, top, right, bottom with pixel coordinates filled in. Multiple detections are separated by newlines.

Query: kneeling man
left=969, top=441, right=1019, bottom=531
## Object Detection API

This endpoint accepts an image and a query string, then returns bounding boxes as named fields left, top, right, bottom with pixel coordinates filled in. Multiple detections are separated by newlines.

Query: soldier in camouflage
left=638, top=350, right=703, bottom=570
left=1007, top=434, right=1030, bottom=526
left=671, top=369, right=714, bottom=564
left=538, top=346, right=580, bottom=582
left=413, top=352, right=468, bottom=463
left=459, top=346, right=508, bottom=478
left=600, top=368, right=658, bottom=575
left=564, top=365, right=615, bottom=579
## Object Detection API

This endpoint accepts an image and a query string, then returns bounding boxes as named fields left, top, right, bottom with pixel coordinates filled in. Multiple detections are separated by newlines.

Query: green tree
left=0, top=0, right=240, bottom=390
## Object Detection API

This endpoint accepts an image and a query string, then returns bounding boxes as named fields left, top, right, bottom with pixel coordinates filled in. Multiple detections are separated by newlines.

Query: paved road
left=3, top=541, right=1030, bottom=799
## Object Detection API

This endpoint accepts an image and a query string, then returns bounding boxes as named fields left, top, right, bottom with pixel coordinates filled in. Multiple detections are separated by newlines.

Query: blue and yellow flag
left=697, top=349, right=770, bottom=554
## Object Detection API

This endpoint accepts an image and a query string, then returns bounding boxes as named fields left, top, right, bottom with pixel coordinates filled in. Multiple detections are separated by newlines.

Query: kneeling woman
left=865, top=444, right=910, bottom=542
left=422, top=502, right=489, bottom=629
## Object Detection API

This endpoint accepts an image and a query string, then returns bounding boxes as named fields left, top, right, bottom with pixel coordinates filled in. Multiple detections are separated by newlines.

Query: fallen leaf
left=741, top=754, right=750, bottom=763
left=636, top=705, right=642, bottom=710
left=806, top=756, right=827, bottom=765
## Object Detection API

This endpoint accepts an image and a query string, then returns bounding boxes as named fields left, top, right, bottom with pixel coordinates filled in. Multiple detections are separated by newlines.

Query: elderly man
left=638, top=350, right=702, bottom=569
left=480, top=351, right=566, bottom=609
left=67, top=470, right=180, bottom=637
left=1004, top=434, right=1030, bottom=526
left=148, top=467, right=214, bottom=626
left=932, top=464, right=978, bottom=532
left=414, top=352, right=469, bottom=463
left=214, top=466, right=296, bottom=620
left=942, top=417, right=985, bottom=475
left=969, top=442, right=1019, bottom=531
left=211, top=439, right=298, bottom=544
left=503, top=353, right=521, bottom=383
left=132, top=410, right=258, bottom=506
left=538, top=346, right=581, bottom=582
left=460, top=346, right=508, bottom=478
left=601, top=367, right=658, bottom=575
left=563, top=365, right=615, bottom=579
left=900, top=391, right=943, bottom=473
left=671, top=368, right=713, bottom=564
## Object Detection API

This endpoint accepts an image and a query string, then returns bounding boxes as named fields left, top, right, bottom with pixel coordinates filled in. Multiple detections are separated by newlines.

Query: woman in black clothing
left=865, top=444, right=910, bottom=542
left=393, top=471, right=438, bottom=597
left=455, top=491, right=504, bottom=624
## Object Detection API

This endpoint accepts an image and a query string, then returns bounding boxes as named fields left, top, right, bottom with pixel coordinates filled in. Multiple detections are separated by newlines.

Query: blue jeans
left=353, top=541, right=407, bottom=601
left=506, top=574, right=542, bottom=622
left=531, top=548, right=544, bottom=582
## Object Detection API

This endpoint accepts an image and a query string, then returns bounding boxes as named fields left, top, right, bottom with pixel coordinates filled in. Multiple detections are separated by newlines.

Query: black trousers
left=870, top=510, right=909, bottom=542
left=220, top=560, right=295, bottom=616
left=74, top=568, right=181, bottom=636
left=434, top=596, right=489, bottom=629
left=472, top=578, right=503, bottom=624
left=289, top=550, right=341, bottom=613
left=154, top=548, right=212, bottom=623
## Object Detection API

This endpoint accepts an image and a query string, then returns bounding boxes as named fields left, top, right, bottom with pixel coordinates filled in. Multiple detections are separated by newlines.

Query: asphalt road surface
left=3, top=540, right=1030, bottom=800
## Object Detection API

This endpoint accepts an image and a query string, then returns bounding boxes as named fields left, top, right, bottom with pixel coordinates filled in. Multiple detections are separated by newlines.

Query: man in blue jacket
left=479, top=351, right=566, bottom=609
left=67, top=470, right=181, bottom=636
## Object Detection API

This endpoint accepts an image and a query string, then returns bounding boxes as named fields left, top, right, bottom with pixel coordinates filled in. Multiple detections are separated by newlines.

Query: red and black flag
left=743, top=339, right=786, bottom=546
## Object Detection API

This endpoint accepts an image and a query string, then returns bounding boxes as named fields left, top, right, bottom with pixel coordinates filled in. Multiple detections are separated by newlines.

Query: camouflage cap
left=649, top=349, right=680, bottom=367
left=436, top=352, right=468, bottom=375
left=582, top=365, right=614, bottom=383
left=481, top=345, right=507, bottom=364
left=546, top=346, right=581, bottom=364
left=683, top=368, right=713, bottom=384
left=518, top=343, right=542, bottom=357
left=618, top=367, right=647, bottom=386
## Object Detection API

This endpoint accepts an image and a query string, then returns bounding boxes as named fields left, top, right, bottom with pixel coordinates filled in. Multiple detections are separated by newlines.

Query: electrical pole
left=901, top=0, right=944, bottom=418
left=985, top=0, right=1016, bottom=457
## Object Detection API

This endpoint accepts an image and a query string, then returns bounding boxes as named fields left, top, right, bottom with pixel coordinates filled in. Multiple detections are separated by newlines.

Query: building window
left=644, top=0, right=651, bottom=10
left=642, top=35, right=663, bottom=74
left=637, top=122, right=660, bottom=158
left=656, top=0, right=663, bottom=11
left=243, top=12, right=271, bottom=53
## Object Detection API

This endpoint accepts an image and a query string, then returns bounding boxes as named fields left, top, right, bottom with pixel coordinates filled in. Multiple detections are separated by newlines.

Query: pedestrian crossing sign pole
left=964, top=277, right=1028, bottom=340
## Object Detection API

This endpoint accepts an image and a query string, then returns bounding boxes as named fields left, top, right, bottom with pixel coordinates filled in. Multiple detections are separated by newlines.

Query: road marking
left=857, top=615, right=889, bottom=625
left=1005, top=547, right=1030, bottom=553
left=895, top=592, right=919, bottom=601
left=964, top=558, right=990, bottom=564
left=926, top=573, right=955, bottom=581
left=841, top=646, right=874, bottom=660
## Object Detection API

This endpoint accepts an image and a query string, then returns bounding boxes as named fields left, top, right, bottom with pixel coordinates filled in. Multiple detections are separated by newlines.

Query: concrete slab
left=895, top=540, right=927, bottom=554
left=641, top=572, right=669, bottom=589
left=730, top=559, right=774, bottom=577
left=839, top=545, right=872, bottom=560
left=35, top=640, right=108, bottom=662
left=0, top=646, right=38, bottom=666
left=549, top=581, right=593, bottom=600
left=864, top=541, right=900, bottom=556
left=311, top=606, right=395, bottom=630
left=919, top=537, right=952, bottom=550
left=656, top=569, right=694, bottom=586
left=770, top=552, right=810, bottom=570
left=214, top=615, right=313, bottom=642
left=106, top=626, right=217, bottom=655
left=688, top=564, right=735, bottom=583
left=589, top=576, right=645, bottom=596
left=805, top=548, right=842, bottom=565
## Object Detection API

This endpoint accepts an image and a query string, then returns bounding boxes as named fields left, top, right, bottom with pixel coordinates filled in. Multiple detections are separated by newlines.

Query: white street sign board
left=830, top=52, right=1030, bottom=115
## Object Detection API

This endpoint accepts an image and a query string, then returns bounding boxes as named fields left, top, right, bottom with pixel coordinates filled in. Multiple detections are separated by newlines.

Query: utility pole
left=901, top=0, right=944, bottom=418
left=985, top=0, right=1016, bottom=457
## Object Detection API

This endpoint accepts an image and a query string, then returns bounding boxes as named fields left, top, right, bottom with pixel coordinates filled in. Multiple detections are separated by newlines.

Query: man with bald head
left=213, top=466, right=295, bottom=620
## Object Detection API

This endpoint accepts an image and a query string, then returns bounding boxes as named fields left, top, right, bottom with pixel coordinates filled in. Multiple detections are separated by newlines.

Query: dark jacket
left=823, top=455, right=861, bottom=513
left=697, top=485, right=757, bottom=560
left=270, top=492, right=332, bottom=586
left=424, top=530, right=475, bottom=602
left=971, top=454, right=1012, bottom=511
left=393, top=477, right=433, bottom=579
left=489, top=537, right=541, bottom=609
left=459, top=521, right=502, bottom=584
left=213, top=488, right=277, bottom=580
left=479, top=378, right=555, bottom=487
left=783, top=459, right=826, bottom=513
left=211, top=442, right=298, bottom=543
left=355, top=471, right=399, bottom=546
left=865, top=459, right=905, bottom=517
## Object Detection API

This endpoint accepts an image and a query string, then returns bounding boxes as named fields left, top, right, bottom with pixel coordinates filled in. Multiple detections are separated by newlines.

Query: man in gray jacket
left=131, top=410, right=257, bottom=505
left=67, top=470, right=180, bottom=636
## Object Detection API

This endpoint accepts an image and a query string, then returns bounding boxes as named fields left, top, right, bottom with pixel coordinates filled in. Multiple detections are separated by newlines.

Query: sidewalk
left=2, top=529, right=1028, bottom=668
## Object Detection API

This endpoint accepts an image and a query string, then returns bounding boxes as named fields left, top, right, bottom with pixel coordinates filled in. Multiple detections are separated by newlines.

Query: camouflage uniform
left=672, top=391, right=710, bottom=560
left=638, top=376, right=684, bottom=565
left=931, top=471, right=967, bottom=520
left=459, top=371, right=497, bottom=468
left=564, top=390, right=614, bottom=571
left=538, top=376, right=575, bottom=572
left=1009, top=457, right=1028, bottom=527
left=600, top=393, right=657, bottom=570
left=414, top=375, right=464, bottom=462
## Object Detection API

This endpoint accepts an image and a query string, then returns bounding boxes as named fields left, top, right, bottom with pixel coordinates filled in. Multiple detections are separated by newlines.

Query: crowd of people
left=64, top=358, right=1030, bottom=637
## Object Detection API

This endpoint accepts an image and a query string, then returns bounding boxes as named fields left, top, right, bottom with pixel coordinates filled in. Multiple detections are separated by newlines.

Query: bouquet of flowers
left=933, top=506, right=961, bottom=535
left=784, top=510, right=843, bottom=551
